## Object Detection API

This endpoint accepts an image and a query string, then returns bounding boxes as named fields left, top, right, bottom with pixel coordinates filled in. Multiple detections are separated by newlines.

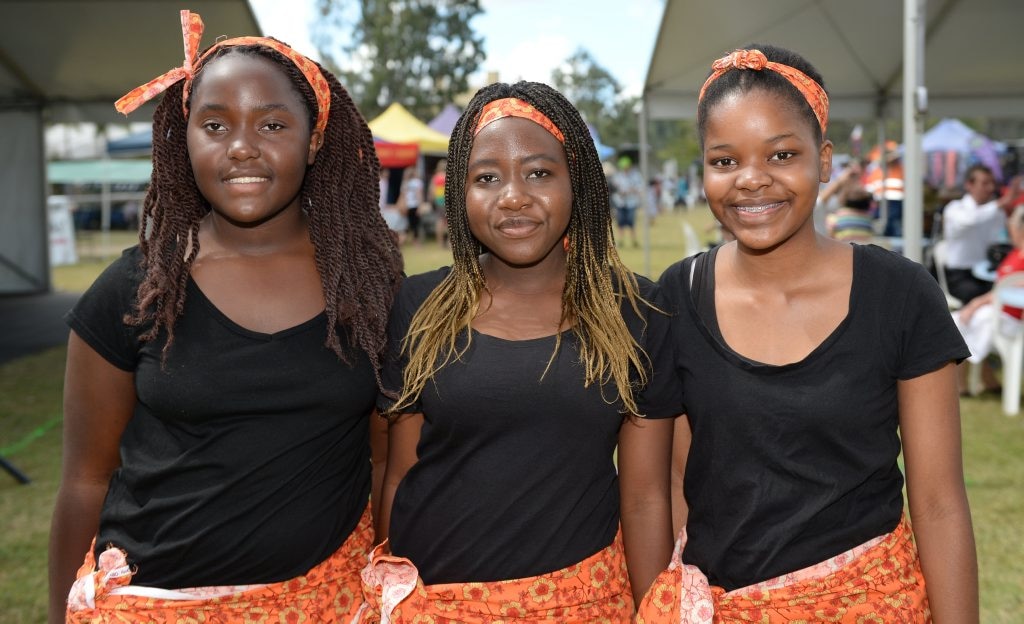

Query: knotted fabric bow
left=114, top=10, right=330, bottom=134
left=698, top=48, right=829, bottom=135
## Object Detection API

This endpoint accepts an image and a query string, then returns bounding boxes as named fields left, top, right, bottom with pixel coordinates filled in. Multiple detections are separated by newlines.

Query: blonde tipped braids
left=388, top=81, right=651, bottom=416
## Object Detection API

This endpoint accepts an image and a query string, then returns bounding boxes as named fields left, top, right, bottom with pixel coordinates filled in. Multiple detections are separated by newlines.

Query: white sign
left=47, top=195, right=78, bottom=266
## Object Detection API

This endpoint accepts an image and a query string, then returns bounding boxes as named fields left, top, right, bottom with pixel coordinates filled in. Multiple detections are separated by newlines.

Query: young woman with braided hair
left=358, top=81, right=680, bottom=622
left=638, top=44, right=977, bottom=623
left=48, top=11, right=401, bottom=623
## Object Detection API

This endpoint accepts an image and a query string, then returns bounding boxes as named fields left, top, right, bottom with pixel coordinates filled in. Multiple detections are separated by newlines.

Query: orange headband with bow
left=475, top=98, right=565, bottom=143
left=698, top=49, right=829, bottom=135
left=114, top=10, right=330, bottom=134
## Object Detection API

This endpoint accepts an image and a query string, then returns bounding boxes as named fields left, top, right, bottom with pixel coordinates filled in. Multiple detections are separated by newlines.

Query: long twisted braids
left=391, top=81, right=650, bottom=415
left=126, top=44, right=403, bottom=382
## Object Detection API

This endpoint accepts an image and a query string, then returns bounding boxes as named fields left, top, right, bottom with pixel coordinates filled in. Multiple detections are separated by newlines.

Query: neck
left=479, top=252, right=567, bottom=295
left=203, top=207, right=311, bottom=256
left=730, top=230, right=836, bottom=287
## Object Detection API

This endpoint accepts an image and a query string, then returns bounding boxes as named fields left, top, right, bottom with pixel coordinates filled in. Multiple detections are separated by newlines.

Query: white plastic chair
left=990, top=272, right=1024, bottom=416
left=931, top=240, right=964, bottom=311
left=681, top=221, right=703, bottom=258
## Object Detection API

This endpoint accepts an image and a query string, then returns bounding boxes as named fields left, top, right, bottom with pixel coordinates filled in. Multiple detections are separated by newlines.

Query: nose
left=497, top=176, right=529, bottom=211
left=735, top=162, right=771, bottom=191
left=226, top=128, right=260, bottom=161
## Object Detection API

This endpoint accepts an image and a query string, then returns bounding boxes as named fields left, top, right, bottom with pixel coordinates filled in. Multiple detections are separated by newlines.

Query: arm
left=374, top=412, right=423, bottom=542
left=997, top=175, right=1023, bottom=213
left=369, top=409, right=389, bottom=541
left=943, top=199, right=1003, bottom=239
left=957, top=290, right=994, bottom=325
left=618, top=415, right=675, bottom=605
left=48, top=331, right=136, bottom=623
left=670, top=415, right=692, bottom=538
left=898, top=362, right=978, bottom=623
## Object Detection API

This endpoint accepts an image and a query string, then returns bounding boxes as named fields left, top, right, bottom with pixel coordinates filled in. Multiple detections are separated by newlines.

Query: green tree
left=314, top=0, right=485, bottom=120
left=550, top=48, right=636, bottom=148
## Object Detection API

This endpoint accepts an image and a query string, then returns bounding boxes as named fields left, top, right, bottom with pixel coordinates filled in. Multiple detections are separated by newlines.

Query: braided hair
left=390, top=81, right=651, bottom=415
left=126, top=43, right=403, bottom=383
left=697, top=43, right=827, bottom=147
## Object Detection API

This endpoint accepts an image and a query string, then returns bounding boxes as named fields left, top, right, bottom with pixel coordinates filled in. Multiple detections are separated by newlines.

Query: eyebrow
left=194, top=102, right=294, bottom=114
left=706, top=132, right=800, bottom=152
left=468, top=153, right=563, bottom=168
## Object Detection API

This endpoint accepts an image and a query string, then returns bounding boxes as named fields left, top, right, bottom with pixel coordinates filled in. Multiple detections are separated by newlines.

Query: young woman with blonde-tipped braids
left=359, top=81, right=680, bottom=623
left=637, top=44, right=976, bottom=623
left=49, top=10, right=402, bottom=623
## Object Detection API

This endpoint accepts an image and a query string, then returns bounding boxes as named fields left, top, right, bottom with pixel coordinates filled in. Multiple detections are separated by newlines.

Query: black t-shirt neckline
left=186, top=277, right=326, bottom=341
left=689, top=244, right=860, bottom=373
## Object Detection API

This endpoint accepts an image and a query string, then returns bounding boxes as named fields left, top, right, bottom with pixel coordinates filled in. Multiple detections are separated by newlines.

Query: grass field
left=3, top=209, right=1022, bottom=622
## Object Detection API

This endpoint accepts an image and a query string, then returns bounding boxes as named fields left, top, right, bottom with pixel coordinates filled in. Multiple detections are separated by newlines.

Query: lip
left=731, top=201, right=785, bottom=215
left=496, top=216, right=542, bottom=237
left=223, top=175, right=270, bottom=184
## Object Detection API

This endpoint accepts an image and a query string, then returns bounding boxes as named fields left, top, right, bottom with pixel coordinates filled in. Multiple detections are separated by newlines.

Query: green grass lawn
left=5, top=209, right=1022, bottom=621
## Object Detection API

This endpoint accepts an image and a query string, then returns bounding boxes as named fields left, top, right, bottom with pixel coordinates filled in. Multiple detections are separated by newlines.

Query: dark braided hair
left=126, top=43, right=403, bottom=384
left=390, top=81, right=651, bottom=415
left=697, top=43, right=827, bottom=147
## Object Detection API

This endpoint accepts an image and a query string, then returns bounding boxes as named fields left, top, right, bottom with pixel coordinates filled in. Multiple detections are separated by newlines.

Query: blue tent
left=588, top=124, right=615, bottom=161
left=106, top=128, right=153, bottom=157
left=427, top=104, right=461, bottom=136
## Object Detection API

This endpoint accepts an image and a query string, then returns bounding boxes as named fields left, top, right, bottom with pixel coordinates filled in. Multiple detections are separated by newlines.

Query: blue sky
left=249, top=0, right=665, bottom=98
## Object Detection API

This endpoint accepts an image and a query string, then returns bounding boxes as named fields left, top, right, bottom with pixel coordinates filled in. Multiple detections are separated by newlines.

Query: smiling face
left=702, top=88, right=832, bottom=252
left=186, top=53, right=322, bottom=227
left=465, top=116, right=572, bottom=270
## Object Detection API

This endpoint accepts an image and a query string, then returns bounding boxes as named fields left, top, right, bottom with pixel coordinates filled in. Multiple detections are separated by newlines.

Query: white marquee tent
left=1, top=0, right=261, bottom=294
left=641, top=0, right=1024, bottom=265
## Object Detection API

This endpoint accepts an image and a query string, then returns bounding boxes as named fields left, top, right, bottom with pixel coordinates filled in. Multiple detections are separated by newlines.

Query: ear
left=818, top=139, right=834, bottom=184
left=307, top=129, right=324, bottom=166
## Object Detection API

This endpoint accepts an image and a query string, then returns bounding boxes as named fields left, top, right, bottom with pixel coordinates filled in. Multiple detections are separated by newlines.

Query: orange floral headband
left=114, top=10, right=330, bottom=134
left=475, top=98, right=565, bottom=143
left=698, top=49, right=829, bottom=135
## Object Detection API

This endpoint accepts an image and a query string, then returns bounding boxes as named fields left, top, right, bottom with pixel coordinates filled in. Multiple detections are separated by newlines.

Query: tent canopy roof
left=369, top=103, right=450, bottom=155
left=428, top=104, right=462, bottom=136
left=1, top=1, right=261, bottom=123
left=48, top=159, right=153, bottom=185
left=644, top=0, right=1024, bottom=121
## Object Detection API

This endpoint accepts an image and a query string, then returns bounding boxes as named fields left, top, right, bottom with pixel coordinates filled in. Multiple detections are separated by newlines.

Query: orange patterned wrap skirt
left=66, top=507, right=373, bottom=623
left=355, top=530, right=635, bottom=623
left=636, top=515, right=931, bottom=623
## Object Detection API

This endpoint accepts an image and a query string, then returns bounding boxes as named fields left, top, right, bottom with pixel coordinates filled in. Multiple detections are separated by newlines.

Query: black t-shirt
left=65, top=246, right=377, bottom=588
left=658, top=244, right=970, bottom=590
left=380, top=267, right=680, bottom=584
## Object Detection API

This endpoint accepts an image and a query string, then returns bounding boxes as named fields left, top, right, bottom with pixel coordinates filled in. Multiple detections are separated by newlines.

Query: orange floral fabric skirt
left=356, top=530, right=634, bottom=623
left=66, top=506, right=373, bottom=623
left=636, top=514, right=931, bottom=623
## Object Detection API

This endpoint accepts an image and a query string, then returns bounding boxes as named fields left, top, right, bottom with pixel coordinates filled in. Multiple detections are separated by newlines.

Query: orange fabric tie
left=114, top=10, right=330, bottom=134
left=475, top=98, right=565, bottom=143
left=698, top=49, right=829, bottom=136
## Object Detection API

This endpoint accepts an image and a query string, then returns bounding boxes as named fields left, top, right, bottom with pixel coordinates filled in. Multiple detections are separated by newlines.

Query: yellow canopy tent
left=368, top=103, right=449, bottom=155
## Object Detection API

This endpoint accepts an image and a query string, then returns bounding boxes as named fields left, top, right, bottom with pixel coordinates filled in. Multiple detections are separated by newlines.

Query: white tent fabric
left=642, top=0, right=1024, bottom=264
left=0, top=110, right=46, bottom=293
left=0, top=0, right=260, bottom=294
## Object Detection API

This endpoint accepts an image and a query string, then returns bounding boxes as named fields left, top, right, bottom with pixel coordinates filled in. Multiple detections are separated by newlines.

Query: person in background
left=49, top=11, right=402, bottom=623
left=429, top=159, right=448, bottom=247
left=361, top=81, right=679, bottom=622
left=825, top=187, right=875, bottom=243
left=642, top=43, right=976, bottom=623
left=398, top=166, right=425, bottom=244
left=942, top=164, right=1015, bottom=303
left=864, top=146, right=904, bottom=237
left=611, top=155, right=644, bottom=247
left=952, top=205, right=1024, bottom=395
